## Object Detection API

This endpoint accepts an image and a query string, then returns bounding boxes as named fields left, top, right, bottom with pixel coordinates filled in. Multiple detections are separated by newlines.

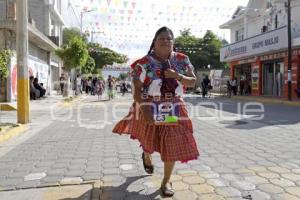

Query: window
left=235, top=28, right=244, bottom=42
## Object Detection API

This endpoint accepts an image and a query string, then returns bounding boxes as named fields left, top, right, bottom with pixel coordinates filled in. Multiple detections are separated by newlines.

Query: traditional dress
left=113, top=52, right=199, bottom=162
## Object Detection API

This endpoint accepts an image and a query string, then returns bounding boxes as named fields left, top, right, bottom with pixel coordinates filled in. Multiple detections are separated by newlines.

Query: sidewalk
left=0, top=94, right=79, bottom=145
left=230, top=95, right=300, bottom=106
left=207, top=91, right=300, bottom=106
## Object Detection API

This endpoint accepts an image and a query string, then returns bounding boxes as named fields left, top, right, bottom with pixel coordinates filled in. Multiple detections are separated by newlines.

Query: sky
left=73, top=0, right=249, bottom=59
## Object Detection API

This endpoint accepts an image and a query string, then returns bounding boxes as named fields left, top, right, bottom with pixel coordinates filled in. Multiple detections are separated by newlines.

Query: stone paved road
left=0, top=94, right=300, bottom=200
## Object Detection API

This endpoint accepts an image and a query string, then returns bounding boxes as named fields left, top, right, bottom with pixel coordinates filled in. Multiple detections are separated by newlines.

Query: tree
left=63, top=28, right=87, bottom=47
left=88, top=43, right=128, bottom=69
left=0, top=50, right=11, bottom=78
left=118, top=73, right=128, bottom=81
left=175, top=29, right=226, bottom=70
left=82, top=56, right=95, bottom=74
left=200, top=30, right=225, bottom=69
left=56, top=36, right=89, bottom=71
left=175, top=29, right=202, bottom=69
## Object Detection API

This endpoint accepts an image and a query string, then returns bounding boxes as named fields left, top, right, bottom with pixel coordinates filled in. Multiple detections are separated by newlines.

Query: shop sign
left=238, top=57, right=257, bottom=65
left=221, top=26, right=287, bottom=62
left=260, top=52, right=286, bottom=61
left=251, top=65, right=259, bottom=90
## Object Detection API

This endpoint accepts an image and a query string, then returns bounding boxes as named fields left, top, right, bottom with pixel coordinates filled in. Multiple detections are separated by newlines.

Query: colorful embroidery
left=130, top=52, right=194, bottom=96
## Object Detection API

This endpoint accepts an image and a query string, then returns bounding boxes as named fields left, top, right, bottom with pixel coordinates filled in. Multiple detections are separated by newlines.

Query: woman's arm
left=132, top=79, right=154, bottom=124
left=178, top=70, right=196, bottom=87
left=132, top=79, right=143, bottom=103
left=164, top=69, right=196, bottom=87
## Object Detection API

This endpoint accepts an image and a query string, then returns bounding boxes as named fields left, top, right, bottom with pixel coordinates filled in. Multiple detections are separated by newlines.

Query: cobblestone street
left=0, top=95, right=300, bottom=200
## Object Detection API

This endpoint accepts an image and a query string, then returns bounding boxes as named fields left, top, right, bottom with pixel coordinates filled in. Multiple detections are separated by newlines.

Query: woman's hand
left=164, top=69, right=180, bottom=79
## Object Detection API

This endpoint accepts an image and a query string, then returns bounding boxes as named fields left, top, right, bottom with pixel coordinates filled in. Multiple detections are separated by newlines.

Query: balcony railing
left=47, top=36, right=60, bottom=46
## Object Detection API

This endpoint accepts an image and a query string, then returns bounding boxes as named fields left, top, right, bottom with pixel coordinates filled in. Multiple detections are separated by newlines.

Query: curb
left=231, top=96, right=300, bottom=106
left=0, top=104, right=17, bottom=111
left=0, top=124, right=28, bottom=144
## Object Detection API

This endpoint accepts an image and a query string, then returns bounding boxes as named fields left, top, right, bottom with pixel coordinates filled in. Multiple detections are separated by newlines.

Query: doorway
left=262, top=61, right=284, bottom=96
left=234, top=64, right=252, bottom=95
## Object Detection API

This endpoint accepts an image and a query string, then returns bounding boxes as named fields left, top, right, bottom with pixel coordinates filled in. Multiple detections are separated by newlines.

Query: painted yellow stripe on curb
left=0, top=104, right=17, bottom=111
left=0, top=124, right=27, bottom=144
left=17, top=78, right=30, bottom=123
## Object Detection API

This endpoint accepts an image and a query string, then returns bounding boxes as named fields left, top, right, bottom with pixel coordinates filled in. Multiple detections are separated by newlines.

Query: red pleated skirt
left=112, top=99, right=199, bottom=162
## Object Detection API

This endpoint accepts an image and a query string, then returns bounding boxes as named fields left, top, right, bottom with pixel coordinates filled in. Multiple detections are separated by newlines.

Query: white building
left=220, top=0, right=300, bottom=99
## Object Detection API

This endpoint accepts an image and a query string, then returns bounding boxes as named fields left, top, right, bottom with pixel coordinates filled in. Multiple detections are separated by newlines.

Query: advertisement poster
left=10, top=56, right=49, bottom=100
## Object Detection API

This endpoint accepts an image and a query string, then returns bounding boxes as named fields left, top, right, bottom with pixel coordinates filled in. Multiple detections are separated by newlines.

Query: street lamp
left=79, top=9, right=95, bottom=75
left=80, top=9, right=95, bottom=34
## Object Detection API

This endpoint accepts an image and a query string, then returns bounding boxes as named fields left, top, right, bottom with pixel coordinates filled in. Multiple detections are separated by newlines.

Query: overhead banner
left=220, top=26, right=288, bottom=62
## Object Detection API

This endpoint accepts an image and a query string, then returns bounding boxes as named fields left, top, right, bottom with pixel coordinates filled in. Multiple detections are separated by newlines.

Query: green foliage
left=175, top=30, right=226, bottom=70
left=82, top=56, right=95, bottom=74
left=175, top=29, right=202, bottom=69
left=118, top=73, right=128, bottom=81
left=56, top=36, right=89, bottom=71
left=0, top=50, right=12, bottom=78
left=88, top=43, right=128, bottom=69
left=63, top=28, right=87, bottom=46
left=94, top=68, right=104, bottom=80
left=59, top=28, right=127, bottom=73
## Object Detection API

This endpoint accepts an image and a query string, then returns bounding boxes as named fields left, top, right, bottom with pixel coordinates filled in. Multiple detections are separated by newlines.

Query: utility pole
left=16, top=0, right=30, bottom=123
left=80, top=10, right=94, bottom=34
left=91, top=31, right=104, bottom=43
left=287, top=0, right=292, bottom=101
left=79, top=9, right=94, bottom=74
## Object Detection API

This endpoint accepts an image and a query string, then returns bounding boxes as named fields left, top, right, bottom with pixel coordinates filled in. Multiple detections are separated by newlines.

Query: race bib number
left=152, top=101, right=179, bottom=126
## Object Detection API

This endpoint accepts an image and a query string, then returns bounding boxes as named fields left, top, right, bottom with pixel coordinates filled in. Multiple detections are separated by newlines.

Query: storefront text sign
left=220, top=26, right=288, bottom=62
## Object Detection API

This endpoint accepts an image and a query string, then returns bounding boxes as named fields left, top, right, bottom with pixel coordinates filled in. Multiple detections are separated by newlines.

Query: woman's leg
left=162, top=161, right=175, bottom=186
left=143, top=152, right=152, bottom=166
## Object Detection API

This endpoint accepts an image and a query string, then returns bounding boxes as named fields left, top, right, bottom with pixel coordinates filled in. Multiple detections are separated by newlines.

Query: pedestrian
left=59, top=74, right=65, bottom=95
left=201, top=75, right=211, bottom=98
left=107, top=75, right=114, bottom=99
left=75, top=74, right=82, bottom=95
left=29, top=76, right=40, bottom=100
left=112, top=26, right=199, bottom=197
left=231, top=77, right=238, bottom=95
left=121, top=80, right=127, bottom=96
left=33, top=78, right=46, bottom=97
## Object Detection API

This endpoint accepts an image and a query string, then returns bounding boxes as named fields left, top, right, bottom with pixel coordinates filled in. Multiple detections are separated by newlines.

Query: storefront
left=234, top=64, right=252, bottom=95
left=262, top=60, right=284, bottom=96
left=221, top=26, right=300, bottom=99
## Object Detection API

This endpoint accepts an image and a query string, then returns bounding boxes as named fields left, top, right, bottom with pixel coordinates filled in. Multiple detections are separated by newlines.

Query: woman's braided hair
left=147, top=26, right=175, bottom=55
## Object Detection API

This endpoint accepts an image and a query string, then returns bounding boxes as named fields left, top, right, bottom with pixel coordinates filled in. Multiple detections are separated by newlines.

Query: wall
left=227, top=0, right=300, bottom=44
left=231, top=24, right=244, bottom=43
left=28, top=0, right=48, bottom=34
left=246, top=16, right=264, bottom=38
left=0, top=0, right=6, bottom=19
left=283, top=55, right=299, bottom=99
left=28, top=42, right=48, bottom=63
